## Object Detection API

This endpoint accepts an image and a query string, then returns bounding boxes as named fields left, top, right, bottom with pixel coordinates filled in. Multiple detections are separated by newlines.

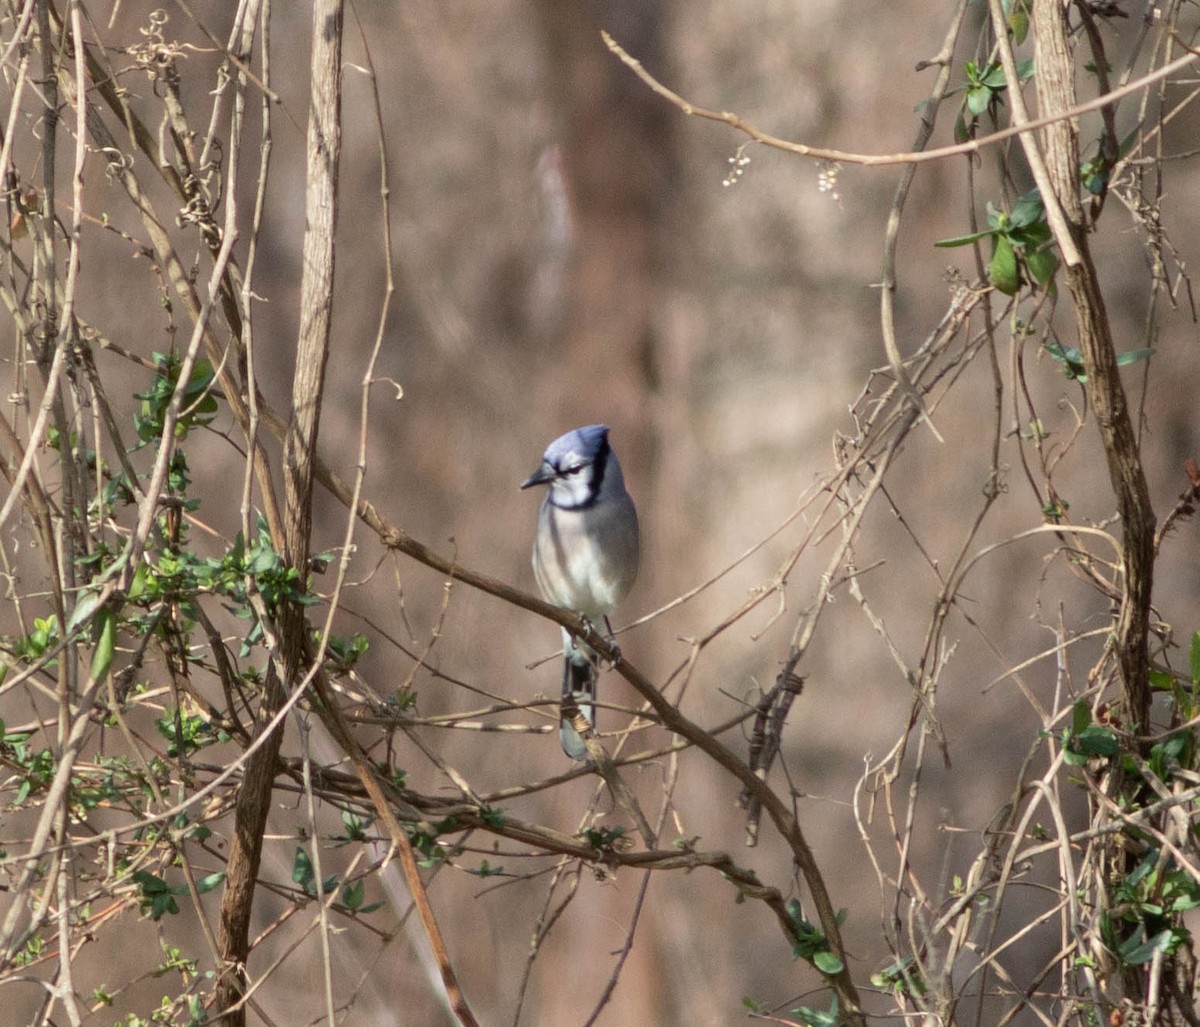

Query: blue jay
left=521, top=424, right=640, bottom=759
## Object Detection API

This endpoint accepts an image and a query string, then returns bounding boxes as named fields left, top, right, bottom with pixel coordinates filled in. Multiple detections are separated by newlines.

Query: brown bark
left=1032, top=0, right=1154, bottom=731
left=215, top=1, right=344, bottom=1021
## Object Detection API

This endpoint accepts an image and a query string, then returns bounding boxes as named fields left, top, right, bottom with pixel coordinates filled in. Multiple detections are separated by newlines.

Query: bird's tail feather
left=560, top=648, right=597, bottom=760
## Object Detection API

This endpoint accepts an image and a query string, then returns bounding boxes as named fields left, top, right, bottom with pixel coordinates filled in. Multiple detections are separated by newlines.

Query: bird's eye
left=563, top=464, right=585, bottom=476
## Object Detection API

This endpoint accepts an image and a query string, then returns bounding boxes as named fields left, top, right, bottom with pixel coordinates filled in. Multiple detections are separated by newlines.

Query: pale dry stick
left=4, top=10, right=100, bottom=968
left=984, top=2, right=1082, bottom=271
left=583, top=740, right=688, bottom=1027
left=1089, top=781, right=1200, bottom=889
left=0, top=665, right=109, bottom=964
left=851, top=757, right=895, bottom=925
left=0, top=47, right=30, bottom=222
left=0, top=0, right=36, bottom=70
left=0, top=329, right=72, bottom=536
left=70, top=8, right=287, bottom=548
left=991, top=939, right=1078, bottom=1027
left=54, top=0, right=93, bottom=562
left=877, top=0, right=970, bottom=444
left=191, top=0, right=266, bottom=205
left=890, top=724, right=942, bottom=1014
left=298, top=717, right=337, bottom=1027
left=510, top=862, right=583, bottom=1027
left=222, top=849, right=369, bottom=1022
left=235, top=0, right=273, bottom=549
left=741, top=405, right=916, bottom=843
left=1032, top=777, right=1104, bottom=1016
left=1145, top=944, right=1166, bottom=1027
left=53, top=846, right=82, bottom=1027
left=171, top=0, right=286, bottom=110
left=322, top=8, right=485, bottom=1022
left=599, top=31, right=1199, bottom=173
left=974, top=709, right=1106, bottom=1016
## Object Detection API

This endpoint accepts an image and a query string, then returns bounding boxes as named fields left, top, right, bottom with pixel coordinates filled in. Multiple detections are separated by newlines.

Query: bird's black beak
left=520, top=462, right=555, bottom=489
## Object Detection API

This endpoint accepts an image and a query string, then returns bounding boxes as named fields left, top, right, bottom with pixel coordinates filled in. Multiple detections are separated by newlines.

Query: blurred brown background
left=6, top=0, right=1200, bottom=1023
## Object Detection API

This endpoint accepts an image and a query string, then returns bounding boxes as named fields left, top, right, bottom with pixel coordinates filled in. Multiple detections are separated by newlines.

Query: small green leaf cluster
left=1061, top=702, right=1120, bottom=765
left=154, top=707, right=228, bottom=758
left=291, top=845, right=384, bottom=914
left=291, top=848, right=338, bottom=899
left=331, top=809, right=373, bottom=845
left=321, top=630, right=370, bottom=672
left=0, top=615, right=61, bottom=686
left=583, top=825, right=626, bottom=851
left=1044, top=342, right=1155, bottom=383
left=110, top=943, right=208, bottom=1026
left=787, top=898, right=846, bottom=976
left=410, top=817, right=460, bottom=868
left=951, top=57, right=1034, bottom=141
left=1096, top=846, right=1200, bottom=969
left=936, top=190, right=1058, bottom=295
left=132, top=869, right=223, bottom=921
left=133, top=353, right=218, bottom=448
left=870, top=955, right=927, bottom=999
left=1, top=722, right=55, bottom=807
left=742, top=995, right=841, bottom=1026
left=128, top=515, right=317, bottom=658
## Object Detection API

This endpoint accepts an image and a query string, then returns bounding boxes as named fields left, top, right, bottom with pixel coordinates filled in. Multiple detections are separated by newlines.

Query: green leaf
left=966, top=86, right=992, bottom=117
left=989, top=236, right=1020, bottom=294
left=954, top=109, right=971, bottom=144
left=1045, top=342, right=1086, bottom=380
left=195, top=872, right=226, bottom=894
left=292, top=848, right=314, bottom=892
left=1115, top=347, right=1155, bottom=368
left=342, top=879, right=365, bottom=911
left=1148, top=669, right=1174, bottom=692
left=790, top=997, right=840, bottom=1027
left=1075, top=724, right=1119, bottom=758
left=1190, top=631, right=1200, bottom=687
left=1009, top=2, right=1029, bottom=44
left=1120, top=928, right=1172, bottom=966
left=1024, top=247, right=1058, bottom=289
left=813, top=949, right=845, bottom=975
left=1009, top=189, right=1045, bottom=228
left=981, top=64, right=1008, bottom=89
left=1071, top=701, right=1091, bottom=736
left=127, top=562, right=148, bottom=601
left=935, top=227, right=995, bottom=248
left=67, top=589, right=105, bottom=636
left=89, top=604, right=116, bottom=683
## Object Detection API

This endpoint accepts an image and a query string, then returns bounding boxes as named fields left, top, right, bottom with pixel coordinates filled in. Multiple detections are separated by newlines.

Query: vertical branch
left=1029, top=0, right=1155, bottom=733
left=215, top=1, right=343, bottom=1021
left=285, top=0, right=342, bottom=570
